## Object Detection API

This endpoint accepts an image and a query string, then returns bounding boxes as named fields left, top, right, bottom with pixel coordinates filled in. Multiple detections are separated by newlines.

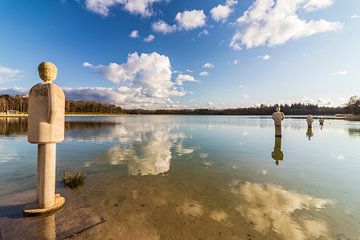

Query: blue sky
left=0, top=0, right=359, bottom=109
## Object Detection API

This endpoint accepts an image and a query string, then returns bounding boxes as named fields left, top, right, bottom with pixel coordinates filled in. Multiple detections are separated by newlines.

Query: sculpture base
left=23, top=194, right=65, bottom=217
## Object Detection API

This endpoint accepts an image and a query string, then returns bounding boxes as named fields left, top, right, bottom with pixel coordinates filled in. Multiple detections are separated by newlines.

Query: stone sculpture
left=24, top=62, right=65, bottom=216
left=272, top=106, right=285, bottom=137
left=306, top=114, right=314, bottom=128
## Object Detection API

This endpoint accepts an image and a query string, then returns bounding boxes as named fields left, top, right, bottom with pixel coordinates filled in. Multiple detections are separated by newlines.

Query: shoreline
left=0, top=113, right=127, bottom=117
left=1, top=113, right=359, bottom=120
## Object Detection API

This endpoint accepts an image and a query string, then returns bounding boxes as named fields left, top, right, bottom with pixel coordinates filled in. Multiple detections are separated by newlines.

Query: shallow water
left=0, top=116, right=360, bottom=239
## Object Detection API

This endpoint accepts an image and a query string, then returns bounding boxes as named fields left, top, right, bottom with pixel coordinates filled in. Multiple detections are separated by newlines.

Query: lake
left=0, top=115, right=360, bottom=240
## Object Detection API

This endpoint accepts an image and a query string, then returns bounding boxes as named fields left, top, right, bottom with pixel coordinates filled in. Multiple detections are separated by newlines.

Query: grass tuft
left=62, top=171, right=85, bottom=189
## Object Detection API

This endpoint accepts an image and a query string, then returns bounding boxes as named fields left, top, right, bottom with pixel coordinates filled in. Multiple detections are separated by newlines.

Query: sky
left=0, top=0, right=359, bottom=109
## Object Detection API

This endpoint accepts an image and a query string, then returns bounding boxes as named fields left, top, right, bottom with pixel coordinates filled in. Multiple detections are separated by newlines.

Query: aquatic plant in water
left=62, top=171, right=85, bottom=189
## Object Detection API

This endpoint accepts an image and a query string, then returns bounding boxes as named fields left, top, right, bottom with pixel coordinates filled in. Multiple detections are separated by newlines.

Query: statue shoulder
left=29, top=83, right=44, bottom=92
left=29, top=83, right=49, bottom=97
left=51, top=83, right=65, bottom=99
left=49, top=83, right=65, bottom=97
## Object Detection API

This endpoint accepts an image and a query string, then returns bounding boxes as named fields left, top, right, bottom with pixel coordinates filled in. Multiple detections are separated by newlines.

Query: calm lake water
left=0, top=116, right=360, bottom=240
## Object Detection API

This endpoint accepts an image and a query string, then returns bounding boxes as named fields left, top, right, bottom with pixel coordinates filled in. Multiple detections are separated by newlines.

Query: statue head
left=38, top=62, right=57, bottom=82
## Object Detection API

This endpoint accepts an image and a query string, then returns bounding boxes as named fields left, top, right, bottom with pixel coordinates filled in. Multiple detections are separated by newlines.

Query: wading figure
left=319, top=117, right=325, bottom=129
left=272, top=106, right=285, bottom=137
left=24, top=62, right=65, bottom=216
left=306, top=114, right=314, bottom=128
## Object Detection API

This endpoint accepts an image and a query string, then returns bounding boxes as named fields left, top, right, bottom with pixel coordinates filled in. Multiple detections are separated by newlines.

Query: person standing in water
left=272, top=106, right=285, bottom=137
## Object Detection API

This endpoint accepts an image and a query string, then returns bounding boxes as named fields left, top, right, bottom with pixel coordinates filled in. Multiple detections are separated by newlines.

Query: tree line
left=1, top=94, right=359, bottom=115
left=0, top=117, right=120, bottom=135
left=0, top=95, right=124, bottom=114
left=125, top=104, right=347, bottom=115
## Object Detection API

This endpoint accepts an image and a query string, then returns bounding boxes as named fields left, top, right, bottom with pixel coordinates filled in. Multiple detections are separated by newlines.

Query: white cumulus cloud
left=82, top=62, right=93, bottom=68
left=303, top=0, right=333, bottom=12
left=317, top=98, right=332, bottom=106
left=203, top=63, right=214, bottom=68
left=259, top=54, right=271, bottom=60
left=211, top=5, right=233, bottom=22
left=175, top=10, right=206, bottom=30
left=210, top=0, right=237, bottom=22
left=82, top=52, right=196, bottom=108
left=144, top=34, right=155, bottom=42
left=129, top=30, right=139, bottom=38
left=199, top=71, right=209, bottom=77
left=198, top=29, right=209, bottom=37
left=230, top=0, right=343, bottom=49
left=85, top=0, right=162, bottom=16
left=151, top=9, right=206, bottom=35
left=176, top=74, right=197, bottom=85
left=331, top=70, right=348, bottom=76
left=152, top=20, right=177, bottom=34
left=0, top=66, right=22, bottom=83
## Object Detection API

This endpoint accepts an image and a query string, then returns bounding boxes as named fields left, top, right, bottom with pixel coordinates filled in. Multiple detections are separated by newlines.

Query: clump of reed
left=62, top=171, right=85, bottom=189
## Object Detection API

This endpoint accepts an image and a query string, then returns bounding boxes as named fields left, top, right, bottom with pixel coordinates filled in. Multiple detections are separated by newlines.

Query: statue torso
left=28, top=82, right=65, bottom=144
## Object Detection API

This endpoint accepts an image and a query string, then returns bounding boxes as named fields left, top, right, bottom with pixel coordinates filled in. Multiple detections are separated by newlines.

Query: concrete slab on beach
left=0, top=185, right=105, bottom=240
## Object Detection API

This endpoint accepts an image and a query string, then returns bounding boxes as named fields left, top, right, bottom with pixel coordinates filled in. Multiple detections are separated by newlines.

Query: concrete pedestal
left=23, top=144, right=65, bottom=216
left=275, top=125, right=282, bottom=137
left=23, top=194, right=65, bottom=217
left=37, top=144, right=56, bottom=208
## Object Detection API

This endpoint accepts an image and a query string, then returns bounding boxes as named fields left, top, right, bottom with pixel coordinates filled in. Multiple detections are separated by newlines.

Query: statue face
left=38, top=62, right=57, bottom=82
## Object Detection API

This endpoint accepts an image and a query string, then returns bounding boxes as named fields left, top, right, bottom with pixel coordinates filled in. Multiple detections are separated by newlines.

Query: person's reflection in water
left=36, top=214, right=56, bottom=240
left=272, top=136, right=284, bottom=166
left=319, top=117, right=325, bottom=130
left=306, top=127, right=314, bottom=141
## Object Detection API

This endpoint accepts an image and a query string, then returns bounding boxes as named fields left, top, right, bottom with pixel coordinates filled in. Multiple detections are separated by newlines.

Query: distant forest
left=0, top=95, right=124, bottom=114
left=1, top=94, right=360, bottom=115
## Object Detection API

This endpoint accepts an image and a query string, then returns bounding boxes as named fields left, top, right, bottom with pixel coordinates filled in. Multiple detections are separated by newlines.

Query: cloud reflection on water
left=230, top=180, right=334, bottom=240
left=104, top=121, right=190, bottom=176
